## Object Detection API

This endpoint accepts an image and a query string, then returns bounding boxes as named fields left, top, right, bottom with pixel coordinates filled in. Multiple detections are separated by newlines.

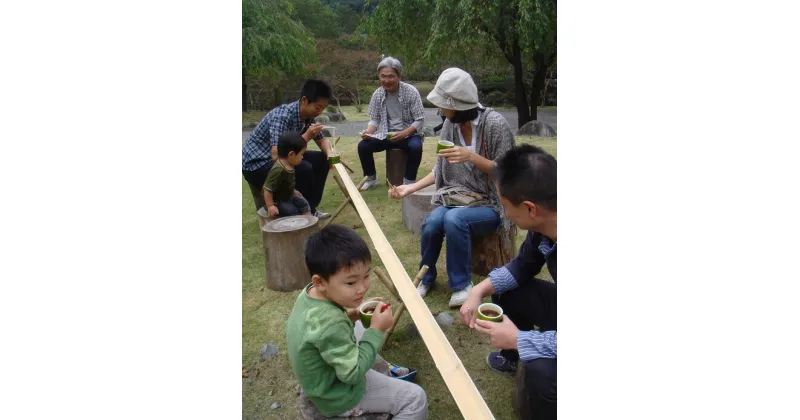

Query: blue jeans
left=358, top=135, right=423, bottom=181
left=420, top=206, right=501, bottom=291
left=276, top=195, right=310, bottom=217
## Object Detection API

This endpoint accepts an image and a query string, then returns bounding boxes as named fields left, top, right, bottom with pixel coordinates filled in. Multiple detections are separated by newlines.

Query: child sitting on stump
left=263, top=132, right=312, bottom=218
left=286, top=224, right=428, bottom=419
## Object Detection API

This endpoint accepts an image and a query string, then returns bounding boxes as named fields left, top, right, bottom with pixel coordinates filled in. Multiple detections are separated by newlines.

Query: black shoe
left=487, top=352, right=517, bottom=376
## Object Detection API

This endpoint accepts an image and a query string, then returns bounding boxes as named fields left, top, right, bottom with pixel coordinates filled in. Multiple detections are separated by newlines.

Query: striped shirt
left=242, top=101, right=323, bottom=171
left=366, top=81, right=425, bottom=138
left=490, top=234, right=557, bottom=361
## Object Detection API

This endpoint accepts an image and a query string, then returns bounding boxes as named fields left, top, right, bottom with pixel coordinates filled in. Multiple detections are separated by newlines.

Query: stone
left=422, top=126, right=436, bottom=137
left=323, top=112, right=346, bottom=122
left=516, top=120, right=557, bottom=137
left=259, top=343, right=278, bottom=361
left=270, top=402, right=281, bottom=410
left=434, top=312, right=455, bottom=328
left=404, top=322, right=420, bottom=338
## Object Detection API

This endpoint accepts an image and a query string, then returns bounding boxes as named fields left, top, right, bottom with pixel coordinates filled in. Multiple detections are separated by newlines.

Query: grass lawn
left=242, top=135, right=556, bottom=419
left=243, top=105, right=370, bottom=127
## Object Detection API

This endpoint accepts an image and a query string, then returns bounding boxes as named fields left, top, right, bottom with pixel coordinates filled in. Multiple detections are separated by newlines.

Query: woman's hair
left=447, top=105, right=485, bottom=124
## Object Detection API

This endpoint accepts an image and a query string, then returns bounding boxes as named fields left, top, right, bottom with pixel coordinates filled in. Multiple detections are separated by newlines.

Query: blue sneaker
left=487, top=352, right=517, bottom=376
left=388, top=362, right=418, bottom=383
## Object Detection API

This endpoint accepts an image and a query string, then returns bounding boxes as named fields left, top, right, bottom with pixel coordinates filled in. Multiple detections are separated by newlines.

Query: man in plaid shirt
left=357, top=57, right=425, bottom=191
left=242, top=79, right=333, bottom=219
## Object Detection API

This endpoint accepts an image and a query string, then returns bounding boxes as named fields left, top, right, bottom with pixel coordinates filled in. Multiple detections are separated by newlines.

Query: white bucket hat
left=427, top=67, right=479, bottom=111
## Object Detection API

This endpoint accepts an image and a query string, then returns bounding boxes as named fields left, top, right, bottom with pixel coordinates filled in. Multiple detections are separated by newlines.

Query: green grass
left=243, top=136, right=556, bottom=419
left=243, top=105, right=370, bottom=127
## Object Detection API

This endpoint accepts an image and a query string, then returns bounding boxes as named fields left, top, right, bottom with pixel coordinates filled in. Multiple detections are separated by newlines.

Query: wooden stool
left=262, top=215, right=320, bottom=292
left=373, top=265, right=429, bottom=347
left=401, top=185, right=439, bottom=235
left=471, top=225, right=518, bottom=277
left=385, top=149, right=408, bottom=187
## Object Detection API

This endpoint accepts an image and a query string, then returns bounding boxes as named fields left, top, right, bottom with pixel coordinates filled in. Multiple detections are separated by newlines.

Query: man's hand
left=305, top=123, right=324, bottom=140
left=267, top=204, right=279, bottom=218
left=388, top=131, right=408, bottom=142
left=369, top=302, right=394, bottom=332
left=388, top=185, right=412, bottom=200
left=459, top=292, right=484, bottom=328
left=359, top=130, right=376, bottom=141
left=438, top=146, right=474, bottom=164
left=474, top=316, right=520, bottom=350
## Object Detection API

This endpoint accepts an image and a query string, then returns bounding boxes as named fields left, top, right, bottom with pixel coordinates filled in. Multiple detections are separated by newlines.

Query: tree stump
left=385, top=149, right=408, bottom=187
left=471, top=225, right=518, bottom=277
left=262, top=215, right=319, bottom=292
left=298, top=356, right=392, bottom=420
left=401, top=185, right=439, bottom=235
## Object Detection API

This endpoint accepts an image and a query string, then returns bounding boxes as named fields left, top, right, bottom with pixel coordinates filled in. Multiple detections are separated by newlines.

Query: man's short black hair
left=494, top=144, right=557, bottom=211
left=300, top=79, right=332, bottom=103
left=305, top=224, right=372, bottom=280
left=447, top=106, right=484, bottom=124
left=277, top=132, right=306, bottom=158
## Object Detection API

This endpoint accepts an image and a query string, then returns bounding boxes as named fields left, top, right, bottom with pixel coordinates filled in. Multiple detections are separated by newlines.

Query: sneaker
left=487, top=352, right=517, bottom=376
left=417, top=282, right=431, bottom=298
left=448, top=283, right=473, bottom=308
left=360, top=177, right=381, bottom=191
left=313, top=210, right=330, bottom=220
left=387, top=362, right=418, bottom=383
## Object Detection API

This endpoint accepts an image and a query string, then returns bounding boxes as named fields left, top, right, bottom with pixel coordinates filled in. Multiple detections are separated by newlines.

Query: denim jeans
left=357, top=135, right=423, bottom=181
left=276, top=195, right=310, bottom=217
left=419, top=206, right=501, bottom=291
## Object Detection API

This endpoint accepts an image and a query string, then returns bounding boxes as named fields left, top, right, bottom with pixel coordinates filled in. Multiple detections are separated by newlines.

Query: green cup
left=386, top=132, right=394, bottom=141
left=328, top=153, right=340, bottom=165
left=359, top=300, right=380, bottom=328
left=477, top=303, right=504, bottom=323
left=436, top=140, right=455, bottom=153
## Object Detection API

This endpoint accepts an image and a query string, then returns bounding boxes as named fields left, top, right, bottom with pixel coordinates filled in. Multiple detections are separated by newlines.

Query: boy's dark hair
left=300, top=79, right=332, bottom=103
left=277, top=132, right=307, bottom=158
left=494, top=144, right=557, bottom=211
left=305, top=224, right=372, bottom=280
left=447, top=106, right=484, bottom=124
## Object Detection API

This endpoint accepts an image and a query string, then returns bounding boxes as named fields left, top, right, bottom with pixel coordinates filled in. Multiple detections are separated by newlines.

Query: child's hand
left=370, top=302, right=394, bottom=332
left=345, top=307, right=360, bottom=322
left=267, top=205, right=279, bottom=218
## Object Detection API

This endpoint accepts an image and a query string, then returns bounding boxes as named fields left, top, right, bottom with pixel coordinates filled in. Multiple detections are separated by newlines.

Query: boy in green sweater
left=286, top=224, right=428, bottom=419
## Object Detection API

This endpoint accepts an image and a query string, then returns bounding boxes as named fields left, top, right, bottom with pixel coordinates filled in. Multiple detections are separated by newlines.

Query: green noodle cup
left=477, top=303, right=504, bottom=323
left=328, top=153, right=341, bottom=165
left=436, top=140, right=455, bottom=153
left=359, top=300, right=381, bottom=328
left=386, top=132, right=395, bottom=141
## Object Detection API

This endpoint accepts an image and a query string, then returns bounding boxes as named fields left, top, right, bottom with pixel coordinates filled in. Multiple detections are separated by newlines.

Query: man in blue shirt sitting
left=460, top=144, right=557, bottom=420
left=242, top=79, right=334, bottom=219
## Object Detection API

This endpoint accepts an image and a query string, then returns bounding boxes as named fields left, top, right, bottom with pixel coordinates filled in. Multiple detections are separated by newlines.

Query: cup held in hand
left=328, top=152, right=341, bottom=165
left=436, top=140, right=455, bottom=153
left=359, top=300, right=381, bottom=328
left=477, top=303, right=503, bottom=323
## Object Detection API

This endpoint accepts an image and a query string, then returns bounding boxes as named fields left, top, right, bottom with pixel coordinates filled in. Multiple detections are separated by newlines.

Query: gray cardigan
left=432, top=108, right=516, bottom=243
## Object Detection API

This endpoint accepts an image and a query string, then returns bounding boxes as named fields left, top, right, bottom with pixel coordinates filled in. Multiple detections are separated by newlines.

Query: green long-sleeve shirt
left=286, top=284, right=384, bottom=417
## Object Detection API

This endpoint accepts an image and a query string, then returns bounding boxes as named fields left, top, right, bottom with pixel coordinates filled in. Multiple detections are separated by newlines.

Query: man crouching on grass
left=286, top=224, right=428, bottom=419
left=460, top=145, right=557, bottom=420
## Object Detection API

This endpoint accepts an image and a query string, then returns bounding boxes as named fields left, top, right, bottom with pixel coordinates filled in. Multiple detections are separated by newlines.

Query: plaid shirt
left=366, top=81, right=425, bottom=138
left=242, top=101, right=323, bottom=171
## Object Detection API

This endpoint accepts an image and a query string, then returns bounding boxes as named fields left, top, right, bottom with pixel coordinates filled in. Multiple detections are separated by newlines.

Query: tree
left=362, top=0, right=556, bottom=127
left=242, top=0, right=319, bottom=111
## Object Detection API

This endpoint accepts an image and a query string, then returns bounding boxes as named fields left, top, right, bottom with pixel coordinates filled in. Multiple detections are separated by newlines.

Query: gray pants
left=341, top=322, right=428, bottom=419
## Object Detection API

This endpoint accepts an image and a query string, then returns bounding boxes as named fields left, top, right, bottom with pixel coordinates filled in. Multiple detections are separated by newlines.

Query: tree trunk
left=262, top=215, right=320, bottom=292
left=528, top=54, right=550, bottom=121
left=402, top=184, right=439, bottom=235
left=511, top=42, right=531, bottom=129
left=242, top=67, right=247, bottom=112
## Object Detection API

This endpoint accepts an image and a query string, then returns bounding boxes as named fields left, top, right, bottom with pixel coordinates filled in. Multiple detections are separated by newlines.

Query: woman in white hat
left=389, top=68, right=516, bottom=307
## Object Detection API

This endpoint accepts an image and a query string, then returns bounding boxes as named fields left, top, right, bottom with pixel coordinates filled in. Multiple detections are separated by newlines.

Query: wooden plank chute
left=332, top=163, right=495, bottom=420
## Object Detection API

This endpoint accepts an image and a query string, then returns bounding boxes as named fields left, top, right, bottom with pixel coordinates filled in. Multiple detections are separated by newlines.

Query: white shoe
left=448, top=283, right=473, bottom=308
left=360, top=178, right=381, bottom=191
left=417, top=283, right=431, bottom=298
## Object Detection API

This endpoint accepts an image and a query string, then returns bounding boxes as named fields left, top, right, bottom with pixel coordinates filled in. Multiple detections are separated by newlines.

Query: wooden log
left=401, top=184, right=440, bottom=235
left=471, top=224, right=518, bottom=277
left=332, top=163, right=495, bottom=420
left=262, top=215, right=320, bottom=292
left=385, top=148, right=408, bottom=187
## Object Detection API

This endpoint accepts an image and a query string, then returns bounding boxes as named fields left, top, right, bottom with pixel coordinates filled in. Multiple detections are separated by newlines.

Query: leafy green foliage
left=242, top=0, right=319, bottom=78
